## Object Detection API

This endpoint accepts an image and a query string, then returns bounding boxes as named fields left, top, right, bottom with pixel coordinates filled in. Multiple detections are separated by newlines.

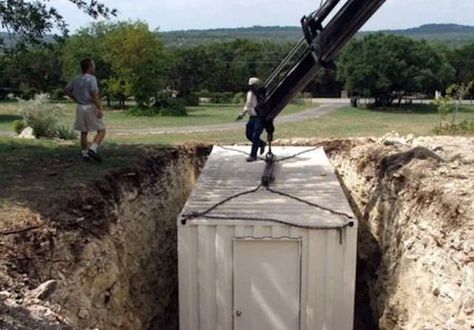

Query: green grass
left=106, top=104, right=474, bottom=145
left=0, top=101, right=311, bottom=132
left=1, top=103, right=473, bottom=213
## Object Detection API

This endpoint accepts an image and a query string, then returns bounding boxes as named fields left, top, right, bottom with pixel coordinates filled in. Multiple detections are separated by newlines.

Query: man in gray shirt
left=65, top=58, right=106, bottom=162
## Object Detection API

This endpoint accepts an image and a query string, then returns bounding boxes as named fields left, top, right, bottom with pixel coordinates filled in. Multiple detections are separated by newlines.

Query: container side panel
left=216, top=225, right=235, bottom=330
left=331, top=230, right=346, bottom=330
left=178, top=225, right=199, bottom=330
left=271, top=225, right=291, bottom=238
left=198, top=226, right=217, bottom=330
left=322, top=231, right=338, bottom=330
left=253, top=225, right=272, bottom=237
left=305, top=230, right=328, bottom=329
left=235, top=225, right=253, bottom=237
left=341, top=227, right=358, bottom=330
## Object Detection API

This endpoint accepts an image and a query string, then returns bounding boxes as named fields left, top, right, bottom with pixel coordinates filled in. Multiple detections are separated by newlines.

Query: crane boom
left=261, top=0, right=386, bottom=136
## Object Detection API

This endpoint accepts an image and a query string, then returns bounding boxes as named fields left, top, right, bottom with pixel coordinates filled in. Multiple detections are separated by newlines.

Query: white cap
left=248, top=77, right=261, bottom=86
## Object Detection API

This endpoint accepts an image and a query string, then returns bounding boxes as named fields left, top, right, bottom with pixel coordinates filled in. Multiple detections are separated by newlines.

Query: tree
left=448, top=43, right=474, bottom=96
left=0, top=0, right=115, bottom=43
left=103, top=22, right=165, bottom=107
left=61, top=23, right=114, bottom=104
left=337, top=33, right=455, bottom=106
left=1, top=44, right=64, bottom=98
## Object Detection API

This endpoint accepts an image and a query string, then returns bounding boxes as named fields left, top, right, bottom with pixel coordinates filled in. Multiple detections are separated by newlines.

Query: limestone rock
left=27, top=280, right=57, bottom=300
left=17, top=127, right=35, bottom=139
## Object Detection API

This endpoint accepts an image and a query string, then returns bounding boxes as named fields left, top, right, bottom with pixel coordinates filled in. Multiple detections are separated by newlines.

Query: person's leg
left=87, top=129, right=106, bottom=162
left=81, top=132, right=88, bottom=153
left=245, top=118, right=254, bottom=143
left=250, top=118, right=264, bottom=159
left=92, top=129, right=106, bottom=148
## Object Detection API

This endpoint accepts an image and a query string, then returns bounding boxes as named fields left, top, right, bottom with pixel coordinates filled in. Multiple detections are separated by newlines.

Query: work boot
left=246, top=156, right=257, bottom=162
left=87, top=149, right=102, bottom=163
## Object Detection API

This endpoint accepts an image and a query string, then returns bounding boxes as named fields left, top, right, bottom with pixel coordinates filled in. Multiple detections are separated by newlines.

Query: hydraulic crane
left=259, top=0, right=386, bottom=186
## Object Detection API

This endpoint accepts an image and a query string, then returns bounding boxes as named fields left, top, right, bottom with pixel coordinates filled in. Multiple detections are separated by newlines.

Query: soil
left=1, top=135, right=473, bottom=329
left=277, top=134, right=474, bottom=329
left=0, top=144, right=211, bottom=329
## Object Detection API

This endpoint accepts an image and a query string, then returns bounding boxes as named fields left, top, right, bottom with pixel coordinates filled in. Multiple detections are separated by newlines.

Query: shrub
left=12, top=120, right=26, bottom=134
left=232, top=92, right=246, bottom=104
left=180, top=93, right=199, bottom=106
left=128, top=94, right=188, bottom=117
left=18, top=94, right=65, bottom=138
left=290, top=93, right=305, bottom=105
left=210, top=92, right=234, bottom=104
left=128, top=105, right=159, bottom=117
left=50, top=88, right=65, bottom=101
left=55, top=125, right=77, bottom=140
left=433, top=120, right=474, bottom=135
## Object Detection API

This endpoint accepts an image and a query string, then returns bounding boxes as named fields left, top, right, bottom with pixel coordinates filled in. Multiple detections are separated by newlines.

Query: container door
left=233, top=239, right=301, bottom=330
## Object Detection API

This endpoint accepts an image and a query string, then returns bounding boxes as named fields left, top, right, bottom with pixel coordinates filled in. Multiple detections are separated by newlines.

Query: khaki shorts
left=74, top=104, right=106, bottom=132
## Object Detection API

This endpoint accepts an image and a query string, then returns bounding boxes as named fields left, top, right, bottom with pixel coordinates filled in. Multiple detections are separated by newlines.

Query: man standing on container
left=236, top=77, right=266, bottom=162
left=64, top=58, right=106, bottom=162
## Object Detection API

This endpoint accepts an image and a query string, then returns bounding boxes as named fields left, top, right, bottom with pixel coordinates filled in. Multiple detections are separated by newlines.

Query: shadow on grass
left=0, top=114, right=21, bottom=123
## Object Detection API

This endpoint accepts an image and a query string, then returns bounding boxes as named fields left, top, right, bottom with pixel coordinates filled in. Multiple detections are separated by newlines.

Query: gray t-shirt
left=66, top=74, right=99, bottom=105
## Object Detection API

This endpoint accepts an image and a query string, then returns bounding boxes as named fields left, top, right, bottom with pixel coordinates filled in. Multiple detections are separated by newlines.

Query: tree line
left=1, top=21, right=473, bottom=110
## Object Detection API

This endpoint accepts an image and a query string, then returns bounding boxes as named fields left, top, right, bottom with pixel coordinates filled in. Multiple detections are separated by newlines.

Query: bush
left=290, top=93, right=305, bottom=105
left=18, top=94, right=65, bottom=138
left=433, top=120, right=474, bottom=135
left=210, top=92, right=233, bottom=104
left=128, top=105, right=159, bottom=117
left=232, top=92, right=246, bottom=104
left=180, top=93, right=199, bottom=106
left=50, top=88, right=65, bottom=101
left=12, top=120, right=26, bottom=134
left=55, top=125, right=77, bottom=140
left=128, top=94, right=188, bottom=117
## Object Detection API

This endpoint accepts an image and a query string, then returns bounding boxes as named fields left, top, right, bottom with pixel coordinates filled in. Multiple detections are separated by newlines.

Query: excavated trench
left=4, top=138, right=472, bottom=329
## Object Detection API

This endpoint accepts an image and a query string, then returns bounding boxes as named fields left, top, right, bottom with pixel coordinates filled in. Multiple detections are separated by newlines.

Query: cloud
left=52, top=0, right=473, bottom=32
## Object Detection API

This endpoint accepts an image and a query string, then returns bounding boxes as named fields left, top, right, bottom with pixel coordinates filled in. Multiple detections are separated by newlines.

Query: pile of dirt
left=278, top=134, right=474, bottom=329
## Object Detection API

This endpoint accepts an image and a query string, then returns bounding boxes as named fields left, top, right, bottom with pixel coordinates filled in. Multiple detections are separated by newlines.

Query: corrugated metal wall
left=178, top=222, right=357, bottom=330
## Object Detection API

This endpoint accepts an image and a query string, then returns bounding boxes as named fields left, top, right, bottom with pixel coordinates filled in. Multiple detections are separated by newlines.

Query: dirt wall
left=328, top=136, right=473, bottom=329
left=0, top=145, right=211, bottom=330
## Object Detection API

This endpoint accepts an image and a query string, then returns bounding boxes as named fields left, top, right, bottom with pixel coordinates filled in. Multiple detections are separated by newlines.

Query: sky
left=54, top=0, right=474, bottom=32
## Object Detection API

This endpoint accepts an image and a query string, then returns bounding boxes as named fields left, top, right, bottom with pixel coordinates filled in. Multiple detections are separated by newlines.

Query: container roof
left=180, top=146, right=356, bottom=228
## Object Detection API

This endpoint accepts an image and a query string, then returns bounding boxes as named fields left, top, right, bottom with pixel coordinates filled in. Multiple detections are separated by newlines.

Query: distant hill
left=2, top=24, right=474, bottom=49
left=161, top=24, right=474, bottom=48
left=160, top=26, right=302, bottom=47
left=361, top=24, right=474, bottom=47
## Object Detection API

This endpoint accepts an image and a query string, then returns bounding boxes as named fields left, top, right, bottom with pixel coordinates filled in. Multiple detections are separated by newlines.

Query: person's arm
left=236, top=91, right=253, bottom=120
left=90, top=77, right=103, bottom=118
left=91, top=91, right=103, bottom=118
left=64, top=80, right=77, bottom=103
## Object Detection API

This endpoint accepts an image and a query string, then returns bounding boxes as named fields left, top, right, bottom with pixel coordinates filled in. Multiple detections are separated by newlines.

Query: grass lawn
left=1, top=103, right=473, bottom=202
left=107, top=104, right=474, bottom=145
left=0, top=101, right=310, bottom=132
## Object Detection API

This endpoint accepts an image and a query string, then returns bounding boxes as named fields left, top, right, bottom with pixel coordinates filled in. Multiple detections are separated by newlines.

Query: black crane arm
left=260, top=0, right=386, bottom=136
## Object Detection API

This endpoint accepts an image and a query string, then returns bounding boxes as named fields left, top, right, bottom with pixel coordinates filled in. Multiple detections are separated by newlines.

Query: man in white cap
left=236, top=77, right=267, bottom=162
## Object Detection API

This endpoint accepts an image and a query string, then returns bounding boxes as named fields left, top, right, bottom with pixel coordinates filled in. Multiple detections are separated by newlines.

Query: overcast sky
left=55, top=0, right=474, bottom=32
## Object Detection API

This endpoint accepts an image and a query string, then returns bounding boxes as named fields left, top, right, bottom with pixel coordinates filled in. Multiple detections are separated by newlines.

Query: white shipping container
left=178, top=146, right=357, bottom=330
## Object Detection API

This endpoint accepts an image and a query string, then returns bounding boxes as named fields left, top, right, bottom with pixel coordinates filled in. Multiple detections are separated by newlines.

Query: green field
left=1, top=102, right=473, bottom=207
left=105, top=104, right=474, bottom=145
left=0, top=101, right=309, bottom=132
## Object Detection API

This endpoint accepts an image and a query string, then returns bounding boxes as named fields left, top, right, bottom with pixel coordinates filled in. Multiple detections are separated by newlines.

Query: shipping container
left=178, top=146, right=357, bottom=330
